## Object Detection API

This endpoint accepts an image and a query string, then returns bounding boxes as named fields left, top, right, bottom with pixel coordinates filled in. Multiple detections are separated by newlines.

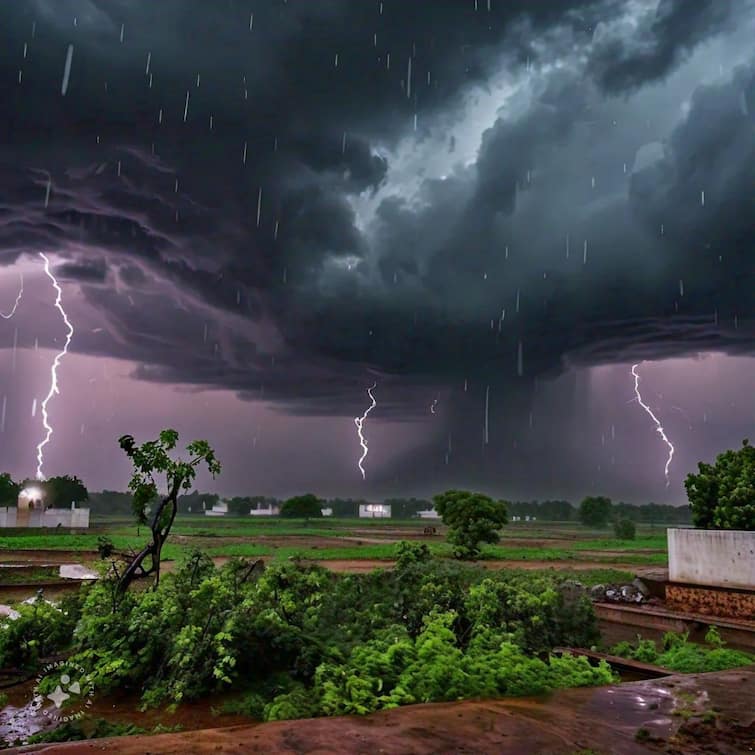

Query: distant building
left=205, top=500, right=229, bottom=516
left=249, top=503, right=280, bottom=516
left=359, top=503, right=391, bottom=519
left=418, top=508, right=440, bottom=519
left=0, top=486, right=90, bottom=528
left=321, top=507, right=333, bottom=517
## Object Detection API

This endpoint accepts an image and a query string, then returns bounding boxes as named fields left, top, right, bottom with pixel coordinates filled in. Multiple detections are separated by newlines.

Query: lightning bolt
left=35, top=253, right=74, bottom=481
left=1, top=274, right=24, bottom=319
left=631, top=363, right=674, bottom=488
left=430, top=398, right=438, bottom=414
left=354, top=382, right=377, bottom=480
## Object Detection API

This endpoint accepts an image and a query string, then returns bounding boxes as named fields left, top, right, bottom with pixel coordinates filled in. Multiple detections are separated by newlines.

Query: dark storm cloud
left=1, top=0, right=754, bottom=425
left=55, top=256, right=108, bottom=282
left=588, top=0, right=737, bottom=94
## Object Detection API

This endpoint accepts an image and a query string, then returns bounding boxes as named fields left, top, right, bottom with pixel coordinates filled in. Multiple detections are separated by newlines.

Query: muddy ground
left=10, top=668, right=754, bottom=754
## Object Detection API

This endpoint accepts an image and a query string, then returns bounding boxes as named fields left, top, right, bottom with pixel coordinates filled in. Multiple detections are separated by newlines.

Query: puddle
left=1, top=679, right=254, bottom=747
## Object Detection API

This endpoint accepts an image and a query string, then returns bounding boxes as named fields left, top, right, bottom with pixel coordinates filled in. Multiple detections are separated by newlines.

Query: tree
left=0, top=473, right=21, bottom=507
left=326, top=498, right=361, bottom=517
left=117, top=429, right=221, bottom=593
left=44, top=475, right=89, bottom=508
left=578, top=496, right=612, bottom=528
left=432, top=489, right=508, bottom=559
left=177, top=490, right=219, bottom=514
left=385, top=498, right=432, bottom=519
left=280, top=493, right=323, bottom=519
left=613, top=518, right=636, bottom=540
left=685, top=439, right=755, bottom=530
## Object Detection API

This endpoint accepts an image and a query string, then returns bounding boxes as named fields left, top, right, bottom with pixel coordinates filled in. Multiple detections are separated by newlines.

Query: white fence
left=667, top=528, right=755, bottom=590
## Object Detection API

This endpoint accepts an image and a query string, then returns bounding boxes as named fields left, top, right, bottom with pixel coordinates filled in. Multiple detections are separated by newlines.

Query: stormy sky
left=0, top=0, right=753, bottom=504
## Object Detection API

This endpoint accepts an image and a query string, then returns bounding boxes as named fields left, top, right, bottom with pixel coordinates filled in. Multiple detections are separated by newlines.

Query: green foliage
left=0, top=472, right=21, bottom=506
left=613, top=517, right=636, bottom=540
left=0, top=595, right=80, bottom=671
left=579, top=496, right=612, bottom=528
left=704, top=625, right=724, bottom=648
left=432, top=489, right=508, bottom=559
left=685, top=439, right=755, bottom=530
left=119, top=430, right=221, bottom=526
left=23, top=555, right=609, bottom=726
left=464, top=574, right=600, bottom=653
left=611, top=629, right=754, bottom=672
left=394, top=540, right=432, bottom=569
left=25, top=718, right=182, bottom=744
left=313, top=611, right=613, bottom=715
left=97, top=535, right=115, bottom=559
left=45, top=475, right=89, bottom=508
left=280, top=493, right=323, bottom=519
left=117, top=430, right=221, bottom=591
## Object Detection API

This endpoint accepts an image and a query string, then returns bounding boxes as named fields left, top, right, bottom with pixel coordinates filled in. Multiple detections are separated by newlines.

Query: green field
left=0, top=516, right=669, bottom=570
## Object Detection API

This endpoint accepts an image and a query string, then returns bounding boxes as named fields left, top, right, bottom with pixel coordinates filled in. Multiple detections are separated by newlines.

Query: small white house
left=418, top=508, right=440, bottom=520
left=249, top=503, right=281, bottom=516
left=205, top=500, right=229, bottom=517
left=359, top=503, right=391, bottom=519
left=321, top=507, right=333, bottom=517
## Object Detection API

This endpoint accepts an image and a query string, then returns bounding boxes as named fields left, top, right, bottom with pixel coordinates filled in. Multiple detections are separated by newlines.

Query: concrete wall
left=668, top=528, right=755, bottom=590
left=0, top=507, right=90, bottom=528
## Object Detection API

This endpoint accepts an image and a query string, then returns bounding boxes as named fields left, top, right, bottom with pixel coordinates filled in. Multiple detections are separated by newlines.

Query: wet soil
left=9, top=668, right=754, bottom=754
left=0, top=681, right=252, bottom=748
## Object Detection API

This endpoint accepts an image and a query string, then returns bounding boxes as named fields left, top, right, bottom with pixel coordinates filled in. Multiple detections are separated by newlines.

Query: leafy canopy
left=45, top=475, right=89, bottom=507
left=432, top=489, right=508, bottom=559
left=11, top=556, right=605, bottom=717
left=578, top=496, right=612, bottom=528
left=613, top=517, right=636, bottom=540
left=0, top=472, right=21, bottom=506
left=280, top=493, right=323, bottom=519
left=118, top=429, right=221, bottom=526
left=685, top=439, right=754, bottom=530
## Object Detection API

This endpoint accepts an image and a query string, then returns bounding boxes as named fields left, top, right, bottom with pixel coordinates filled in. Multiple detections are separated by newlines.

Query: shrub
left=611, top=629, right=754, bottom=672
left=613, top=518, right=636, bottom=540
left=0, top=596, right=80, bottom=672
left=15, top=555, right=611, bottom=734
left=395, top=540, right=432, bottom=569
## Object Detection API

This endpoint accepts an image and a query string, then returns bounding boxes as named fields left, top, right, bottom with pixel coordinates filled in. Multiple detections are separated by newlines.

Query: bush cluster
left=611, top=627, right=754, bottom=673
left=1, top=548, right=609, bottom=723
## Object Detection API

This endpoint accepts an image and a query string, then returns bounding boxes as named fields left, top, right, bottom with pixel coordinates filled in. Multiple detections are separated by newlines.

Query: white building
left=418, top=508, right=440, bottom=519
left=1, top=487, right=90, bottom=528
left=321, top=507, right=333, bottom=517
left=249, top=503, right=281, bottom=516
left=359, top=503, right=391, bottom=519
left=205, top=500, right=229, bottom=516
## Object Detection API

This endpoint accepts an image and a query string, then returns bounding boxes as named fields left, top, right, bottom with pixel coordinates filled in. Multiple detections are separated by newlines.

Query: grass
left=0, top=566, right=61, bottom=584
left=0, top=519, right=670, bottom=570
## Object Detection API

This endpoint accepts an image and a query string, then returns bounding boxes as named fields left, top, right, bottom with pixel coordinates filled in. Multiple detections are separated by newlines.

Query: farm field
left=0, top=516, right=670, bottom=603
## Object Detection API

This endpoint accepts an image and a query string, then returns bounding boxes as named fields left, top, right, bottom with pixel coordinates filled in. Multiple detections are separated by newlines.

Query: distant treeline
left=507, top=499, right=692, bottom=524
left=86, top=490, right=691, bottom=523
